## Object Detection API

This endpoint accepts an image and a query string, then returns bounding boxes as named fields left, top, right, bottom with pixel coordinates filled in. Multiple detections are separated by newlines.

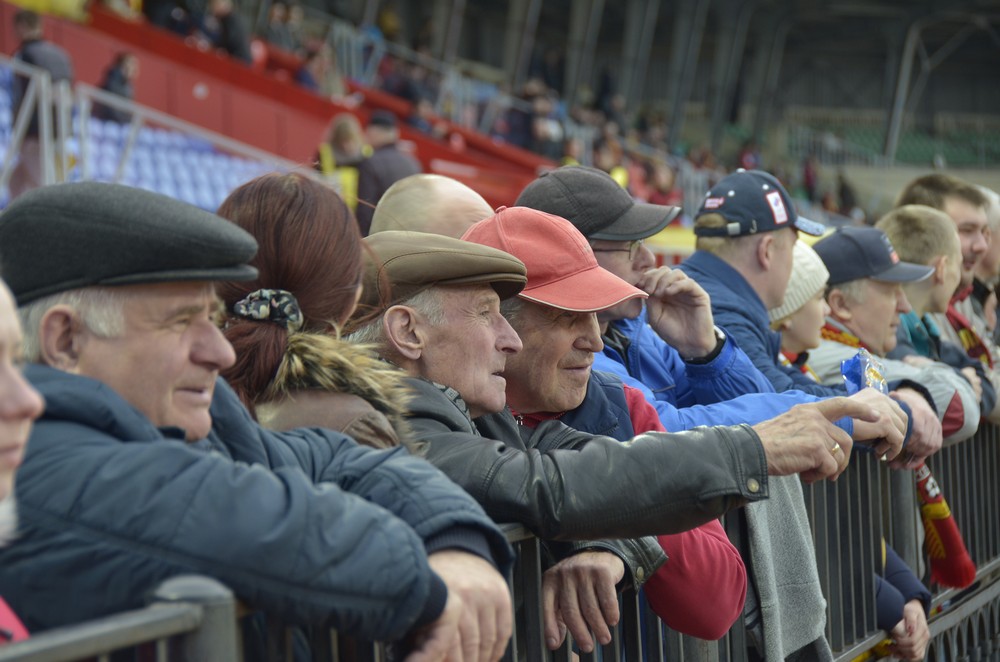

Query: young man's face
left=839, top=279, right=911, bottom=356
left=943, top=196, right=989, bottom=288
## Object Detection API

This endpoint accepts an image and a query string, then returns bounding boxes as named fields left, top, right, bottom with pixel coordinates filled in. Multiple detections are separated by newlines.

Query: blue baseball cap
left=694, top=169, right=826, bottom=237
left=813, top=226, right=934, bottom=286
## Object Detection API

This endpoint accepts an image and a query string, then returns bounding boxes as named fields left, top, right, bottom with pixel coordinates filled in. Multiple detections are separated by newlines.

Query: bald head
left=370, top=174, right=493, bottom=238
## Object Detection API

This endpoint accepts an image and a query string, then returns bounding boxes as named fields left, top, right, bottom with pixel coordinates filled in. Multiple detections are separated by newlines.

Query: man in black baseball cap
left=0, top=182, right=514, bottom=656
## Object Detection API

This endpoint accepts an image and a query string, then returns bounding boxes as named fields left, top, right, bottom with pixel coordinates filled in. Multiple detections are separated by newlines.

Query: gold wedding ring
left=830, top=443, right=842, bottom=454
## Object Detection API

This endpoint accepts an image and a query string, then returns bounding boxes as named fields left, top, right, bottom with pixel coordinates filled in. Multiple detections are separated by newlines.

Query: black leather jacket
left=404, top=377, right=769, bottom=542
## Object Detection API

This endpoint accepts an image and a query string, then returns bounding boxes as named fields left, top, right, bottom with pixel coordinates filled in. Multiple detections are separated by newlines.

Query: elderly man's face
left=590, top=239, right=655, bottom=322
left=0, top=283, right=43, bottom=500
left=73, top=282, right=235, bottom=441
left=503, top=301, right=603, bottom=414
left=417, top=284, right=522, bottom=418
left=840, top=279, right=910, bottom=356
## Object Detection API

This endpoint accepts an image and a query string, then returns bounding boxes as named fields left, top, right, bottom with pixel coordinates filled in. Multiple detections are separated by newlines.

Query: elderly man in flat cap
left=346, top=220, right=904, bottom=649
left=0, top=182, right=513, bottom=662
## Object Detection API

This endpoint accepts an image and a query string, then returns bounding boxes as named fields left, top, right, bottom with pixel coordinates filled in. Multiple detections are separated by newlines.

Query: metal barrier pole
left=36, top=73, right=54, bottom=187
left=0, top=74, right=38, bottom=192
left=149, top=575, right=240, bottom=661
left=54, top=79, right=72, bottom=182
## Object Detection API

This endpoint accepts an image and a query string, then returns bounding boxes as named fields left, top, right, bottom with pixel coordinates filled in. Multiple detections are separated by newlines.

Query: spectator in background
left=9, top=10, right=73, bottom=201
left=263, top=1, right=295, bottom=52
left=738, top=140, right=761, bottom=171
left=646, top=162, right=683, bottom=209
left=206, top=0, right=252, bottom=64
left=973, top=188, right=1000, bottom=343
left=355, top=110, right=421, bottom=235
left=317, top=113, right=365, bottom=168
left=407, top=96, right=445, bottom=139
left=285, top=3, right=305, bottom=53
left=93, top=52, right=139, bottom=124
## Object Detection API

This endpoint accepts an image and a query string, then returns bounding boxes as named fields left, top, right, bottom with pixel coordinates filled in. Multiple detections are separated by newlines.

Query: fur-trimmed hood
left=259, top=332, right=415, bottom=446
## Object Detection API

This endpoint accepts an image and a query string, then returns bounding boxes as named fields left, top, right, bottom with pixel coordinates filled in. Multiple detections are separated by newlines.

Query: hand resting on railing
left=752, top=396, right=906, bottom=482
left=888, top=599, right=930, bottom=660
left=540, top=550, right=625, bottom=653
left=404, top=550, right=512, bottom=662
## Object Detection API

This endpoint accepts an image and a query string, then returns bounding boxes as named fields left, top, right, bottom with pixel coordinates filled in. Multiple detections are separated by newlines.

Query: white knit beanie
left=768, top=240, right=830, bottom=323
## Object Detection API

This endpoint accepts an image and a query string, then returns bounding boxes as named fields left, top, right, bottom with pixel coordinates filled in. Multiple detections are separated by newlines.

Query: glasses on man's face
left=591, top=239, right=644, bottom=261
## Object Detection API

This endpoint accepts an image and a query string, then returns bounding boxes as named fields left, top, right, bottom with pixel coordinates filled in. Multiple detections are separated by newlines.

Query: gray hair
left=346, top=288, right=447, bottom=353
left=19, top=287, right=130, bottom=362
left=828, top=279, right=868, bottom=307
left=499, top=296, right=527, bottom=330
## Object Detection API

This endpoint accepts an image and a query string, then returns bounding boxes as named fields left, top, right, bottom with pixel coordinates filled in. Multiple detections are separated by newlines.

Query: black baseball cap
left=515, top=166, right=681, bottom=241
left=812, top=226, right=934, bottom=286
left=694, top=169, right=826, bottom=237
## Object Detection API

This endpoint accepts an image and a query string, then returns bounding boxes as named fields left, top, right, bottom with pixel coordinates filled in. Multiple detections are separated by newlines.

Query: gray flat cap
left=0, top=182, right=259, bottom=305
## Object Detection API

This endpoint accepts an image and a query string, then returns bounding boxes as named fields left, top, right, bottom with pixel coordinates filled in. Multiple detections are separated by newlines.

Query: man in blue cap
left=679, top=169, right=943, bottom=467
left=673, top=169, right=944, bottom=661
left=809, top=226, right=980, bottom=443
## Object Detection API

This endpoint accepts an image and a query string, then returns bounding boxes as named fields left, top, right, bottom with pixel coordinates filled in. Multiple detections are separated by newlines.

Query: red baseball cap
left=462, top=206, right=647, bottom=313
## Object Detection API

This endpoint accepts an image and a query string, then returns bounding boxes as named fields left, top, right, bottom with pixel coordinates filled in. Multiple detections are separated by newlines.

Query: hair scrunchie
left=232, top=289, right=304, bottom=332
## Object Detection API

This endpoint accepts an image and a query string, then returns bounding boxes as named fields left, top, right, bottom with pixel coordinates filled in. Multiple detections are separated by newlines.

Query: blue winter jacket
left=595, top=306, right=854, bottom=433
left=678, top=250, right=847, bottom=398
left=0, top=365, right=513, bottom=639
left=678, top=251, right=923, bottom=443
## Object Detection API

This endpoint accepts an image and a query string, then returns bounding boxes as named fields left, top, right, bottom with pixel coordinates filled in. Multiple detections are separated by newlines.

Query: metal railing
left=0, top=54, right=328, bottom=208
left=4, top=415, right=1000, bottom=662
left=0, top=576, right=239, bottom=661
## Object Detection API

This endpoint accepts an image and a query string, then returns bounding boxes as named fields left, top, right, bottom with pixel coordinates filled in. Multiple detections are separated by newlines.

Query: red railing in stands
left=0, top=1, right=553, bottom=206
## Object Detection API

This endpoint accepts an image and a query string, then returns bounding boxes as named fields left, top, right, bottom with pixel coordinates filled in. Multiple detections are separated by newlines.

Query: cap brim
left=15, top=264, right=260, bottom=306
left=519, top=264, right=647, bottom=313
left=588, top=203, right=682, bottom=241
left=873, top=261, right=935, bottom=283
left=793, top=216, right=826, bottom=236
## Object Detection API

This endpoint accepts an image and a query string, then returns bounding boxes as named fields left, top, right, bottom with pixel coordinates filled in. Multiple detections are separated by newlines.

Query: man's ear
left=756, top=234, right=775, bottom=271
left=38, top=305, right=85, bottom=371
left=382, top=305, right=426, bottom=361
left=932, top=255, right=948, bottom=284
left=826, top=288, right=853, bottom=322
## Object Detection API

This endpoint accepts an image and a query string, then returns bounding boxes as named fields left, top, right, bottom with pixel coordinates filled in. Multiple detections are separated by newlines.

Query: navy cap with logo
left=812, top=226, right=934, bottom=286
left=515, top=166, right=681, bottom=241
left=694, top=169, right=826, bottom=237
